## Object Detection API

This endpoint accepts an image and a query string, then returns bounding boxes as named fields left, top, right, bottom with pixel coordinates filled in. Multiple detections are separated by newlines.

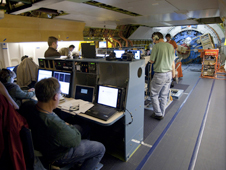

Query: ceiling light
left=152, top=3, right=159, bottom=6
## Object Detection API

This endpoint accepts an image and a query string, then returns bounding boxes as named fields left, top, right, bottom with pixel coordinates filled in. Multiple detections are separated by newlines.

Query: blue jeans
left=150, top=72, right=172, bottom=117
left=55, top=125, right=105, bottom=170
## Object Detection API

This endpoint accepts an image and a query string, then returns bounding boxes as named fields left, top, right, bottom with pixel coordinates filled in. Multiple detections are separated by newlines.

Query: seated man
left=0, top=69, right=35, bottom=107
left=13, top=55, right=28, bottom=75
left=0, top=81, right=19, bottom=109
left=19, top=77, right=105, bottom=170
left=17, top=57, right=39, bottom=88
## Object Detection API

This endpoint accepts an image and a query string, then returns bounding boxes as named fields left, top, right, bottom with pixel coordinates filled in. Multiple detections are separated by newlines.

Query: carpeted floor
left=144, top=83, right=189, bottom=140
left=101, top=83, right=189, bottom=170
left=171, top=83, right=189, bottom=91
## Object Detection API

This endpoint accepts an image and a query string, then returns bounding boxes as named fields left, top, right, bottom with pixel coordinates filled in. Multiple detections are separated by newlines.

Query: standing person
left=165, top=34, right=178, bottom=51
left=59, top=45, right=75, bottom=58
left=165, top=34, right=183, bottom=81
left=150, top=32, right=175, bottom=120
left=19, top=78, right=105, bottom=170
left=44, top=36, right=61, bottom=58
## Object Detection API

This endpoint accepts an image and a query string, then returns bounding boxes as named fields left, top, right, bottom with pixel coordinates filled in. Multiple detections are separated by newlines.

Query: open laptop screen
left=37, top=69, right=53, bottom=82
left=7, top=66, right=15, bottom=71
left=53, top=71, right=71, bottom=96
left=97, top=86, right=118, bottom=108
left=75, top=85, right=94, bottom=102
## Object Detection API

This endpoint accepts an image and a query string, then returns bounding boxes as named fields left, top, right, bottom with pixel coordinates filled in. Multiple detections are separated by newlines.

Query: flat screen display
left=53, top=71, right=71, bottom=95
left=97, top=86, right=118, bottom=108
left=114, top=50, right=125, bottom=58
left=81, top=43, right=96, bottom=58
left=75, top=85, right=94, bottom=102
left=99, top=41, right=107, bottom=48
left=7, top=66, right=15, bottom=71
left=37, top=69, right=53, bottom=82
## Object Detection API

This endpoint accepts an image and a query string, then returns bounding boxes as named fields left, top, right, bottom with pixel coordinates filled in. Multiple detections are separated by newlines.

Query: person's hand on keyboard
left=28, top=88, right=35, bottom=92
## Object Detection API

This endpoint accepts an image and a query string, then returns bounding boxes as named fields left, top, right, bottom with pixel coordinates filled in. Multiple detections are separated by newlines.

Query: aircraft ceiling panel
left=165, top=19, right=198, bottom=26
left=117, top=12, right=188, bottom=26
left=46, top=1, right=134, bottom=20
left=97, top=0, right=178, bottom=15
left=167, top=0, right=219, bottom=11
left=54, top=13, right=100, bottom=23
left=54, top=14, right=118, bottom=29
left=187, top=9, right=220, bottom=19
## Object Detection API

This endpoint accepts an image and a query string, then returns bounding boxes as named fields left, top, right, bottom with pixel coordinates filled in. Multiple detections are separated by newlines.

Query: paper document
left=58, top=99, right=94, bottom=114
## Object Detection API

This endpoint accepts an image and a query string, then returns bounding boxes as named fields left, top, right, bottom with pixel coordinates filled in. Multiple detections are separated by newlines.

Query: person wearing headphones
left=150, top=32, right=175, bottom=120
left=0, top=69, right=35, bottom=107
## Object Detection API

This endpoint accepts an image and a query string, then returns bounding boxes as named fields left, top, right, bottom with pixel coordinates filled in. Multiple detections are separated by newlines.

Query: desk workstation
left=38, top=57, right=145, bottom=161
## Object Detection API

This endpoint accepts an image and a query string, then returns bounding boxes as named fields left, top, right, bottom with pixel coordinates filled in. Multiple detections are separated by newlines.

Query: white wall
left=0, top=41, right=80, bottom=67
left=0, top=43, right=5, bottom=68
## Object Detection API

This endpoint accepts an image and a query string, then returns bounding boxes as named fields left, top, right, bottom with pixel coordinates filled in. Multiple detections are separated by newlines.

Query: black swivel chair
left=20, top=127, right=74, bottom=170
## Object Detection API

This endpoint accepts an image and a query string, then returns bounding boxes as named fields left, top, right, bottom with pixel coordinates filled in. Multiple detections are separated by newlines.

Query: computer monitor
left=7, top=66, right=15, bottom=71
left=37, top=69, right=53, bottom=82
left=114, top=50, right=125, bottom=58
left=81, top=43, right=96, bottom=58
left=99, top=41, right=107, bottom=48
left=129, top=50, right=141, bottom=59
left=53, top=70, right=72, bottom=96
left=97, top=85, right=119, bottom=108
left=75, top=85, right=94, bottom=102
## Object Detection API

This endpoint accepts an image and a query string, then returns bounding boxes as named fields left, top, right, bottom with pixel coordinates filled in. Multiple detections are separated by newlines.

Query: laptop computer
left=7, top=66, right=15, bottom=71
left=85, top=85, right=125, bottom=121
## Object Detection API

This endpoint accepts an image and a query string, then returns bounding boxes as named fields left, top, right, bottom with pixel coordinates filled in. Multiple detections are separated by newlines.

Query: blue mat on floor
left=171, top=83, right=189, bottom=91
left=144, top=83, right=189, bottom=139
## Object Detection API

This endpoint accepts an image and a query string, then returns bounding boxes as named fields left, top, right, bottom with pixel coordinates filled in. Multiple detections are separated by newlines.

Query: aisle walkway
left=102, top=64, right=226, bottom=170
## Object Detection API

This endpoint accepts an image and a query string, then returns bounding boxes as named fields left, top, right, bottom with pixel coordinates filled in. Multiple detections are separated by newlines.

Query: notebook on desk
left=84, top=85, right=125, bottom=121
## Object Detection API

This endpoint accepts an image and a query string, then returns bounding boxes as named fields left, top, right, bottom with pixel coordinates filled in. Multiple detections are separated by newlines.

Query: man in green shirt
left=150, top=32, right=175, bottom=120
left=20, top=78, right=105, bottom=170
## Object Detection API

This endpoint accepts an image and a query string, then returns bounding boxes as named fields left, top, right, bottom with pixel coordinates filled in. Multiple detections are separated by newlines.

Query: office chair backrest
left=20, top=127, right=35, bottom=170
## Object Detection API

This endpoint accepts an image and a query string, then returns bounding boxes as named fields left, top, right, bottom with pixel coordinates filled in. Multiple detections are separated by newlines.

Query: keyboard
left=84, top=104, right=117, bottom=121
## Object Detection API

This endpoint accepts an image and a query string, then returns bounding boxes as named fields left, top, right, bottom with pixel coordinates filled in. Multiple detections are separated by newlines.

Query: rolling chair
left=20, top=127, right=74, bottom=170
